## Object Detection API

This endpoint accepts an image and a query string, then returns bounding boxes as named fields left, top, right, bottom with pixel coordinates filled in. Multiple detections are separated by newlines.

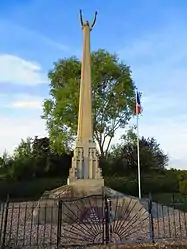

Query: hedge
left=0, top=175, right=180, bottom=201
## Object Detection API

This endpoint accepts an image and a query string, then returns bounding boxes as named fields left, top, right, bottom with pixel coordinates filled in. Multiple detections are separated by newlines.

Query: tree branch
left=105, top=136, right=113, bottom=155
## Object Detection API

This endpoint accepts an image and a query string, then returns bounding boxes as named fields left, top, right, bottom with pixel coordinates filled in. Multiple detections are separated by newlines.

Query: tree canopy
left=0, top=134, right=168, bottom=181
left=42, top=49, right=136, bottom=156
left=103, top=134, right=169, bottom=176
left=1, top=136, right=71, bottom=180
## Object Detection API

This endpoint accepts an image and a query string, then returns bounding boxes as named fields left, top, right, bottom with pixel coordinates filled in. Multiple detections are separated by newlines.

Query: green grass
left=150, top=192, right=187, bottom=211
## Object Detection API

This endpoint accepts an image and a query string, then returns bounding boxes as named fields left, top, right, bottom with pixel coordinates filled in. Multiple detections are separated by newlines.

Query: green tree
left=105, top=135, right=168, bottom=176
left=13, top=137, right=33, bottom=160
left=42, top=49, right=136, bottom=156
left=176, top=170, right=187, bottom=195
left=9, top=137, right=34, bottom=180
left=32, top=136, right=71, bottom=177
left=32, top=136, right=50, bottom=177
left=2, top=136, right=72, bottom=180
left=0, top=150, right=12, bottom=168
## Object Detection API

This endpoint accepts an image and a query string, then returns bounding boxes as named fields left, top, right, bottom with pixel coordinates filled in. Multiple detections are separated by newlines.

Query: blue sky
left=0, top=0, right=187, bottom=168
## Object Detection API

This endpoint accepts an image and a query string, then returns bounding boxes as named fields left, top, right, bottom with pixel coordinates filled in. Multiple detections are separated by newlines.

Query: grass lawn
left=151, top=192, right=187, bottom=211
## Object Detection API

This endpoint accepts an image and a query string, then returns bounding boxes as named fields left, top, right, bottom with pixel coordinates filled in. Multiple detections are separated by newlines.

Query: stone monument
left=33, top=11, right=148, bottom=226
left=34, top=10, right=104, bottom=205
left=67, top=10, right=104, bottom=194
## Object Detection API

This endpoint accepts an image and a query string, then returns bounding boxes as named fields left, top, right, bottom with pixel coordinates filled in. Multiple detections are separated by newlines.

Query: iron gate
left=58, top=194, right=150, bottom=246
left=0, top=193, right=151, bottom=248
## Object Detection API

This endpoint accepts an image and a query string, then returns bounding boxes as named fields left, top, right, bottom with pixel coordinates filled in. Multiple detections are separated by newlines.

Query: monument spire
left=67, top=10, right=104, bottom=187
left=77, top=10, right=97, bottom=142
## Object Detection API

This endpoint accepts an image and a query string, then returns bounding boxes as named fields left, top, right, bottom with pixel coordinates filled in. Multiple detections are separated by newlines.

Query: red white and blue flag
left=136, top=92, right=142, bottom=115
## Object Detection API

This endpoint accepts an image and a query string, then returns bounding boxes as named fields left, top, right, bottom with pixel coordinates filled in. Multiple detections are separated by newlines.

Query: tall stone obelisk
left=33, top=11, right=145, bottom=226
left=67, top=10, right=104, bottom=191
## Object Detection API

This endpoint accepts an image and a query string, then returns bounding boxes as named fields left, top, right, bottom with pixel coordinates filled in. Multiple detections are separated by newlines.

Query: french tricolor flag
left=136, top=91, right=142, bottom=115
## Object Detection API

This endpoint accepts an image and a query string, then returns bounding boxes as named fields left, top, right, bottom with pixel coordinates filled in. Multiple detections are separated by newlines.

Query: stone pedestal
left=33, top=180, right=104, bottom=224
left=68, top=178, right=104, bottom=195
left=33, top=185, right=148, bottom=225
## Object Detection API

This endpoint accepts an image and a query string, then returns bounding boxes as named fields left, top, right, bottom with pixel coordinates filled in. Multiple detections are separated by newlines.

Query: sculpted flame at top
left=79, top=9, right=97, bottom=31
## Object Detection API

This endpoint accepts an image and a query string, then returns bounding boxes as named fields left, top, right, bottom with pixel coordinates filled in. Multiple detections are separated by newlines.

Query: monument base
left=33, top=178, right=105, bottom=224
left=67, top=178, right=104, bottom=195
left=33, top=177, right=149, bottom=226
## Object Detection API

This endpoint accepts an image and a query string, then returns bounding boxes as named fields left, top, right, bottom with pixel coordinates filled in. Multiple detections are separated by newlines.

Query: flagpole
left=136, top=91, right=141, bottom=199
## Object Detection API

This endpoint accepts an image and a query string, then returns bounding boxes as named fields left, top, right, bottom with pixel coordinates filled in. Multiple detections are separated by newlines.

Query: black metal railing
left=0, top=194, right=187, bottom=248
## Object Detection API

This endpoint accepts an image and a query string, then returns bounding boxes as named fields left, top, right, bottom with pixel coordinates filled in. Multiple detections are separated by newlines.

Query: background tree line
left=0, top=49, right=186, bottom=201
left=0, top=134, right=186, bottom=200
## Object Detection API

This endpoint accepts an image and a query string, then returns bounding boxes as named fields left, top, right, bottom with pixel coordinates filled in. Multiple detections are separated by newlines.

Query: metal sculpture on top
left=79, top=9, right=97, bottom=31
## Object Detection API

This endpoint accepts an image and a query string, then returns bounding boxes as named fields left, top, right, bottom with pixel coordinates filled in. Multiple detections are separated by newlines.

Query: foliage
left=105, top=135, right=169, bottom=176
left=1, top=137, right=71, bottom=180
left=0, top=134, right=186, bottom=200
left=42, top=49, right=136, bottom=156
left=176, top=169, right=187, bottom=195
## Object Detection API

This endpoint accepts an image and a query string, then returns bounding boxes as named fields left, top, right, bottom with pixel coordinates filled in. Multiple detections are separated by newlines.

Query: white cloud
left=7, top=100, right=42, bottom=109
left=0, top=94, right=46, bottom=154
left=0, top=54, right=47, bottom=85
left=8, top=100, right=42, bottom=109
left=5, top=94, right=43, bottom=109
left=1, top=93, right=44, bottom=110
left=0, top=116, right=47, bottom=155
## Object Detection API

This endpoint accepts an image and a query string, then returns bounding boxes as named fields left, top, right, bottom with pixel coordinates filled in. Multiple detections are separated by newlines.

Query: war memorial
left=0, top=11, right=186, bottom=249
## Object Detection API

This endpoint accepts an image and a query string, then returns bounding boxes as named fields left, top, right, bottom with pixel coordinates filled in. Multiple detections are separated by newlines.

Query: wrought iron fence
left=0, top=194, right=186, bottom=248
